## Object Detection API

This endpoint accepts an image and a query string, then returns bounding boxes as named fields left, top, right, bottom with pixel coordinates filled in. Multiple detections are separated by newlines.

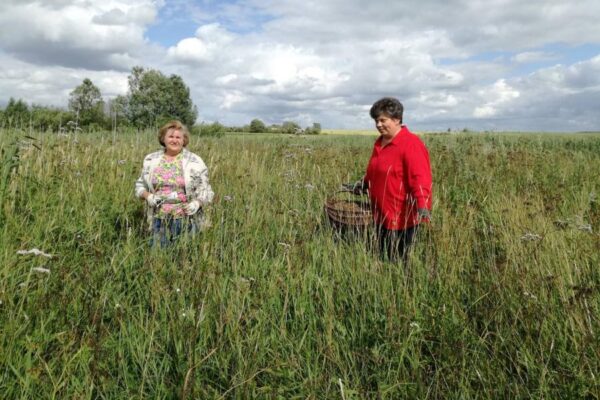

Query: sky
left=1, top=0, right=599, bottom=132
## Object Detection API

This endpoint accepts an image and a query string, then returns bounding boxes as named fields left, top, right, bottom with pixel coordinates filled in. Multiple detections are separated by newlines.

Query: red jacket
left=365, top=126, right=432, bottom=230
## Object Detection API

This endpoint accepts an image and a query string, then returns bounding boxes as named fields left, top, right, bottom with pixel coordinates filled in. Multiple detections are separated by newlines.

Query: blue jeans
left=150, top=217, right=197, bottom=248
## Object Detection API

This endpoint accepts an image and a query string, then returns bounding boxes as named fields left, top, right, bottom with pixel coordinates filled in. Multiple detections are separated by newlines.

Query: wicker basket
left=324, top=192, right=372, bottom=230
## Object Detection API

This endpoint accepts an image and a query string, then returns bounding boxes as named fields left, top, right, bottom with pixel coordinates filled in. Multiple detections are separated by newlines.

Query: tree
left=30, top=105, right=74, bottom=132
left=107, top=96, right=131, bottom=129
left=68, top=78, right=105, bottom=127
left=122, top=66, right=197, bottom=128
left=281, top=121, right=301, bottom=134
left=305, top=122, right=321, bottom=135
left=2, top=98, right=30, bottom=128
left=192, top=121, right=225, bottom=137
left=249, top=118, right=266, bottom=133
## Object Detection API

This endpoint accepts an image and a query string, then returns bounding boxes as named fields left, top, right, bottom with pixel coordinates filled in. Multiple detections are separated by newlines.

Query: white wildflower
left=577, top=224, right=593, bottom=233
left=240, top=277, right=256, bottom=284
left=523, top=291, right=537, bottom=300
left=17, top=248, right=54, bottom=258
left=520, top=232, right=542, bottom=241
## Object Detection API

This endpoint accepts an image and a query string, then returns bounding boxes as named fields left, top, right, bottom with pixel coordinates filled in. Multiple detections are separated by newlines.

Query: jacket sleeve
left=189, top=157, right=214, bottom=206
left=134, top=155, right=152, bottom=198
left=405, top=139, right=432, bottom=210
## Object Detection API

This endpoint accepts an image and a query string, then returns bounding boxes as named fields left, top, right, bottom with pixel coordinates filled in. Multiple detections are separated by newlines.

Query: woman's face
left=164, top=129, right=184, bottom=155
left=374, top=113, right=401, bottom=140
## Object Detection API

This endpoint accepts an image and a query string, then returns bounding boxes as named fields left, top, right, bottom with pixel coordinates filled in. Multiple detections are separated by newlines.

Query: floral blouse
left=151, top=154, right=188, bottom=218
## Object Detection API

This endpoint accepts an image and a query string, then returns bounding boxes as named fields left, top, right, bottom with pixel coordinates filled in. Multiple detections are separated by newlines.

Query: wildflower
left=175, top=288, right=181, bottom=293
left=223, top=195, right=233, bottom=202
left=577, top=224, right=593, bottom=233
left=553, top=219, right=569, bottom=229
left=240, top=277, right=256, bottom=284
left=31, top=267, right=50, bottom=274
left=523, top=291, right=537, bottom=300
left=520, top=232, right=542, bottom=241
left=17, top=248, right=54, bottom=258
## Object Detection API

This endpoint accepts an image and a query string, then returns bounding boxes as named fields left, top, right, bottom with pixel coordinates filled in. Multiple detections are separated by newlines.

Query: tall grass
left=0, top=129, right=598, bottom=398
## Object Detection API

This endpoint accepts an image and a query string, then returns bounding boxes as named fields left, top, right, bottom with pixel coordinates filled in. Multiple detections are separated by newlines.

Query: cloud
left=0, top=54, right=128, bottom=107
left=0, top=1, right=157, bottom=70
left=511, top=51, right=558, bottom=64
left=167, top=23, right=234, bottom=64
left=473, top=80, right=521, bottom=118
left=1, top=0, right=599, bottom=131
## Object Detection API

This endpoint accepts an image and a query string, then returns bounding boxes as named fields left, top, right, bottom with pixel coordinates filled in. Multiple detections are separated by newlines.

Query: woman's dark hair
left=369, top=97, right=403, bottom=123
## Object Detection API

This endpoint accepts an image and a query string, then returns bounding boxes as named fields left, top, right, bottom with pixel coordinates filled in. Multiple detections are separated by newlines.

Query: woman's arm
left=191, top=165, right=214, bottom=205
left=186, top=153, right=214, bottom=206
left=135, top=153, right=158, bottom=199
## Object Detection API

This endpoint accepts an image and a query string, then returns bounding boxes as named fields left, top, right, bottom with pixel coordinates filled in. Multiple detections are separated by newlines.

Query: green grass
left=0, top=129, right=599, bottom=398
left=322, top=129, right=377, bottom=136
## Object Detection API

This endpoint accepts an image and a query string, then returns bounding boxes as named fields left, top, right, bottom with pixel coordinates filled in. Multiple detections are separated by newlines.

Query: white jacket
left=135, top=148, right=214, bottom=231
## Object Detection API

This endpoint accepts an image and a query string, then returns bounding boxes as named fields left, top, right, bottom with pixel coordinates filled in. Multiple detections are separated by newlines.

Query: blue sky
left=1, top=0, right=599, bottom=131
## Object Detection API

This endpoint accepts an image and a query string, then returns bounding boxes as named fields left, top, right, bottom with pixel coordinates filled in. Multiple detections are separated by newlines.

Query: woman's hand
left=352, top=179, right=367, bottom=195
left=145, top=193, right=159, bottom=207
left=417, top=208, right=431, bottom=223
left=184, top=200, right=200, bottom=215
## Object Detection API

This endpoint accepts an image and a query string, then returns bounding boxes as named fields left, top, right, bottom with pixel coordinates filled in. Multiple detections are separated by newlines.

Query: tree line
left=0, top=66, right=321, bottom=135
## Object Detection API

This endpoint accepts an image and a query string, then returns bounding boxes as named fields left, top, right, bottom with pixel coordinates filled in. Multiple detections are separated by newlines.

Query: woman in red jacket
left=356, top=97, right=432, bottom=262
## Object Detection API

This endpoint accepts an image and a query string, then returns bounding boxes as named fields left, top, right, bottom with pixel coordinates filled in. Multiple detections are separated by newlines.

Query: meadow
left=0, top=129, right=599, bottom=398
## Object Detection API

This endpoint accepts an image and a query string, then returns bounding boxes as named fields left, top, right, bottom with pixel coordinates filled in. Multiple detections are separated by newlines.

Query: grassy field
left=0, top=129, right=599, bottom=398
left=322, top=129, right=377, bottom=136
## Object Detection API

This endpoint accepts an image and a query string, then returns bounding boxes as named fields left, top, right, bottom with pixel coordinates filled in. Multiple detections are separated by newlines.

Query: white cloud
left=473, top=80, right=521, bottom=118
left=167, top=23, right=234, bottom=64
left=0, top=0, right=157, bottom=70
left=1, top=0, right=600, bottom=131
left=220, top=91, right=247, bottom=110
left=511, top=51, right=558, bottom=64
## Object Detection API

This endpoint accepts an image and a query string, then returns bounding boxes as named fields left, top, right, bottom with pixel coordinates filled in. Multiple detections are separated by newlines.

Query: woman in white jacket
left=135, top=120, right=214, bottom=246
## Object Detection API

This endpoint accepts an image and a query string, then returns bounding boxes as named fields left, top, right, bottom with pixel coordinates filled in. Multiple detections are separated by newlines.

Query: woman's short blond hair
left=158, top=120, right=190, bottom=147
